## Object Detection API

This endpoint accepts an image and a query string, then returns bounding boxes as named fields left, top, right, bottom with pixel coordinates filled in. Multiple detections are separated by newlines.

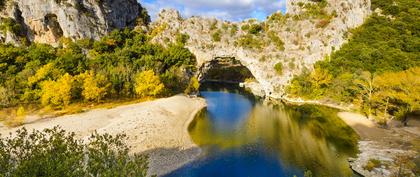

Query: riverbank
left=338, top=112, right=419, bottom=177
left=0, top=95, right=207, bottom=177
left=271, top=95, right=419, bottom=176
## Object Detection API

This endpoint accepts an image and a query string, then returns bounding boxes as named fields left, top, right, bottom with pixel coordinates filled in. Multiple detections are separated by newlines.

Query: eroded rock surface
left=0, top=0, right=149, bottom=45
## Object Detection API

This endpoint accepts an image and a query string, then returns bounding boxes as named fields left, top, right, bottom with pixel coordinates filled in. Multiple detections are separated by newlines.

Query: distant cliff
left=151, top=0, right=371, bottom=98
left=0, top=0, right=149, bottom=45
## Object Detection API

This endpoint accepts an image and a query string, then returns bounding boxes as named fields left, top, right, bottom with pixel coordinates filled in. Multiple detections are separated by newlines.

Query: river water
left=165, top=83, right=359, bottom=177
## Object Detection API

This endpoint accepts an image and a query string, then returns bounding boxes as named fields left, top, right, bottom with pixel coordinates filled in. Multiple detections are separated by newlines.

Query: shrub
left=0, top=86, right=11, bottom=107
left=184, top=77, right=200, bottom=95
left=134, top=70, right=165, bottom=98
left=268, top=31, right=285, bottom=51
left=212, top=30, right=222, bottom=42
left=0, top=17, right=23, bottom=35
left=363, top=159, right=382, bottom=171
left=274, top=63, right=283, bottom=75
left=248, top=24, right=263, bottom=34
left=237, top=34, right=265, bottom=49
left=175, top=33, right=190, bottom=46
left=0, top=127, right=151, bottom=176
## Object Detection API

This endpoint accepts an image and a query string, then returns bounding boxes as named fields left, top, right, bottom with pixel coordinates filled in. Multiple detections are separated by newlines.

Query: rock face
left=151, top=0, right=371, bottom=98
left=0, top=0, right=149, bottom=45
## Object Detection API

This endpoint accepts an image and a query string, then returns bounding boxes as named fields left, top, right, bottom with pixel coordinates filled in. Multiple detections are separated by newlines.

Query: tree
left=0, top=86, right=11, bottom=107
left=373, top=67, right=420, bottom=123
left=134, top=70, right=164, bottom=98
left=184, top=77, right=200, bottom=95
left=40, top=73, right=74, bottom=108
left=310, top=67, right=332, bottom=88
left=355, top=71, right=376, bottom=117
left=80, top=71, right=109, bottom=102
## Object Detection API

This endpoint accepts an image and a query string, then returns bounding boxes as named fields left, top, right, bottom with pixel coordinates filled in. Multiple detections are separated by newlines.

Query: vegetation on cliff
left=287, top=0, right=420, bottom=123
left=0, top=29, right=196, bottom=110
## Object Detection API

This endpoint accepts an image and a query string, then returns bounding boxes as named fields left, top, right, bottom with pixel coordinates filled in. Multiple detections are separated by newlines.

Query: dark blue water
left=165, top=85, right=358, bottom=177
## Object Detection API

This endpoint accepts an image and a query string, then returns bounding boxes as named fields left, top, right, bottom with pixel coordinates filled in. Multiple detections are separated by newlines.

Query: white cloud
left=140, top=0, right=286, bottom=21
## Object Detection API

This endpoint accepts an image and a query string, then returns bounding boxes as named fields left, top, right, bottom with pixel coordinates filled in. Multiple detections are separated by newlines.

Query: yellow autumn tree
left=310, top=67, right=333, bottom=88
left=28, top=63, right=61, bottom=86
left=184, top=77, right=200, bottom=95
left=134, top=70, right=164, bottom=98
left=373, top=67, right=420, bottom=120
left=40, top=73, right=74, bottom=108
left=80, top=71, right=109, bottom=102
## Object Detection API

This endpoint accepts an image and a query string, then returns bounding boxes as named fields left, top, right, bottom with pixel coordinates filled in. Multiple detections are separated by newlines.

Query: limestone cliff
left=0, top=0, right=149, bottom=45
left=151, top=0, right=371, bottom=98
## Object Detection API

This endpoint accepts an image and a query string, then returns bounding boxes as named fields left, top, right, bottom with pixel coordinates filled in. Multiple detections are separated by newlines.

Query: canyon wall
left=0, top=0, right=149, bottom=45
left=152, top=0, right=371, bottom=98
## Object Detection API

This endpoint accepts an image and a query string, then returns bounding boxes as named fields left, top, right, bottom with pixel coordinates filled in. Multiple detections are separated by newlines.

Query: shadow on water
left=165, top=82, right=359, bottom=177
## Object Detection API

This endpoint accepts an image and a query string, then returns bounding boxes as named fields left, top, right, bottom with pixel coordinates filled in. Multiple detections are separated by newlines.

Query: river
left=165, top=83, right=359, bottom=177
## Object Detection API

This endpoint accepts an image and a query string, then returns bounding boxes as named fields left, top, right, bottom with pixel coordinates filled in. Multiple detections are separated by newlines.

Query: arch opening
left=198, top=57, right=256, bottom=84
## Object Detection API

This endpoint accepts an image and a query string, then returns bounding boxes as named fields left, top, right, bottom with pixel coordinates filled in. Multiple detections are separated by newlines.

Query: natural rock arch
left=198, top=56, right=255, bottom=84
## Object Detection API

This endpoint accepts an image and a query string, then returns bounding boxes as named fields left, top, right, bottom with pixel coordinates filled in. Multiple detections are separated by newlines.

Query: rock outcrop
left=0, top=0, right=149, bottom=45
left=151, top=0, right=371, bottom=98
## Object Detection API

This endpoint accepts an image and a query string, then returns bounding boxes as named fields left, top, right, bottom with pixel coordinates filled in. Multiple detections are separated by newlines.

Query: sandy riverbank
left=0, top=95, right=207, bottom=176
left=338, top=112, right=419, bottom=177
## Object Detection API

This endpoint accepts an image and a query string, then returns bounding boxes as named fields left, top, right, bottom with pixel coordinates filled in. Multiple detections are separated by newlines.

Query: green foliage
left=0, top=126, right=151, bottom=176
left=230, top=24, right=238, bottom=36
left=236, top=34, right=266, bottom=50
left=212, top=30, right=222, bottom=42
left=287, top=0, right=420, bottom=121
left=0, top=29, right=197, bottom=108
left=248, top=24, right=263, bottom=35
left=184, top=76, right=200, bottom=95
left=175, top=33, right=190, bottom=46
left=268, top=31, right=285, bottom=51
left=0, top=17, right=23, bottom=35
left=363, top=159, right=382, bottom=171
left=274, top=62, right=283, bottom=75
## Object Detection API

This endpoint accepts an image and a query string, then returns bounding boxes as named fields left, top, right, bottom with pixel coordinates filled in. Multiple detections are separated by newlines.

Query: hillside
left=288, top=0, right=420, bottom=123
left=0, top=0, right=149, bottom=45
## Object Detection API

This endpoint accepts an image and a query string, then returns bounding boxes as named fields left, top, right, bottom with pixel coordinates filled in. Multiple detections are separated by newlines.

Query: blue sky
left=140, top=0, right=287, bottom=21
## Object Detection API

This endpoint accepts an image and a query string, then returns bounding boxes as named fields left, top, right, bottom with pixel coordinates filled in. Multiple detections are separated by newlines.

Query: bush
left=248, top=24, right=263, bottom=35
left=0, top=127, right=151, bottom=176
left=274, top=63, right=283, bottom=75
left=184, top=77, right=200, bottom=95
left=237, top=34, right=265, bottom=49
left=212, top=30, right=222, bottom=42
left=363, top=159, right=382, bottom=171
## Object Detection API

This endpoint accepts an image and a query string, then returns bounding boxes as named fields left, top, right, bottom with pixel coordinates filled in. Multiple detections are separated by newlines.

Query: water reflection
left=166, top=84, right=359, bottom=177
